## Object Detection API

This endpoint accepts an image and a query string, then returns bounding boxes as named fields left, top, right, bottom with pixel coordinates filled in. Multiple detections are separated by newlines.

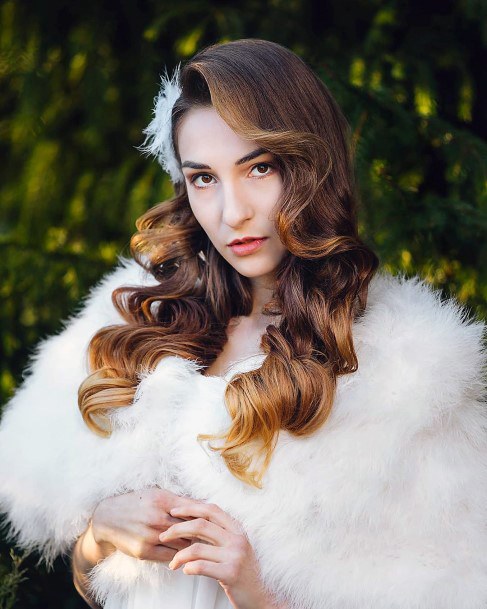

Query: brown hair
left=79, top=39, right=379, bottom=487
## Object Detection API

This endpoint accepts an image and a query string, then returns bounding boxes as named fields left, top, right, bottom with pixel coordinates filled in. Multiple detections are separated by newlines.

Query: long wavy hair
left=78, top=39, right=379, bottom=487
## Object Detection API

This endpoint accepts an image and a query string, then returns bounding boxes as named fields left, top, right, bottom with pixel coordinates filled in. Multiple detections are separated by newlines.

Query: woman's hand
left=72, top=488, right=199, bottom=608
left=91, top=488, right=194, bottom=563
left=159, top=501, right=283, bottom=609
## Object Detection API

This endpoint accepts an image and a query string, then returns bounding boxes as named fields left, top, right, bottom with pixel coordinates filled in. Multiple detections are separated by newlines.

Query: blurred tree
left=0, top=0, right=485, bottom=606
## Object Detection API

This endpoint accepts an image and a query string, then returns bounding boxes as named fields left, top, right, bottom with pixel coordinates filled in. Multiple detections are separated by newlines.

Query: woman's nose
left=220, top=183, right=254, bottom=227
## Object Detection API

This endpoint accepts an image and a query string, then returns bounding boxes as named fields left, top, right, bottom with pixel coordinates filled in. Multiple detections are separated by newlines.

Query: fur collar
left=1, top=258, right=486, bottom=608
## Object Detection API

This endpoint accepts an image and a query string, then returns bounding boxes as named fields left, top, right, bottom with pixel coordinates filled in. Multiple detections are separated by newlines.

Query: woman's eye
left=250, top=163, right=273, bottom=177
left=191, top=174, right=215, bottom=188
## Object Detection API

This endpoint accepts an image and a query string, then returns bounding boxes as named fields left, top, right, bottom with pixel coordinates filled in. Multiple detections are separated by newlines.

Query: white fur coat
left=0, top=258, right=486, bottom=609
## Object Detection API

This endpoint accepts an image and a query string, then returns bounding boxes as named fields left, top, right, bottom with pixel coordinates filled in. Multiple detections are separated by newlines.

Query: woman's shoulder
left=68, top=256, right=155, bottom=325
left=12, top=258, right=152, bottom=381
left=352, top=267, right=486, bottom=421
left=360, top=267, right=485, bottom=354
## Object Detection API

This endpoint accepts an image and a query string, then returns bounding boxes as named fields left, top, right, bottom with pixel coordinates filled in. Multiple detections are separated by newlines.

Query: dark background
left=1, top=0, right=486, bottom=606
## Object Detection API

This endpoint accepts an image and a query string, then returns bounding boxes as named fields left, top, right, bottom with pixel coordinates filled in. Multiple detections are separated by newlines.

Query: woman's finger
left=168, top=541, right=225, bottom=571
left=169, top=502, right=242, bottom=534
left=142, top=545, right=178, bottom=563
left=144, top=524, right=192, bottom=552
left=147, top=513, right=188, bottom=529
left=159, top=517, right=228, bottom=546
left=159, top=537, right=193, bottom=551
left=179, top=559, right=236, bottom=583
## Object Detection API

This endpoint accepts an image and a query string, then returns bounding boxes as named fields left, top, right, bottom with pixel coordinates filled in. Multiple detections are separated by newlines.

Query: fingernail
left=168, top=561, right=175, bottom=570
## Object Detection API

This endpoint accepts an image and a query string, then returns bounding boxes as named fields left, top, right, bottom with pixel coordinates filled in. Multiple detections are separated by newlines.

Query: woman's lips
left=228, top=238, right=268, bottom=256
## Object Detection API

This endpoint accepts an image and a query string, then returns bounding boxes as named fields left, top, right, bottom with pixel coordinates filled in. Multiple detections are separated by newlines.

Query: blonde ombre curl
left=78, top=39, right=379, bottom=488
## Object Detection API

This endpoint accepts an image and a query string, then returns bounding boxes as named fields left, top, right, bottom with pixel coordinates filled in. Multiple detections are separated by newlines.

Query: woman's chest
left=202, top=317, right=268, bottom=378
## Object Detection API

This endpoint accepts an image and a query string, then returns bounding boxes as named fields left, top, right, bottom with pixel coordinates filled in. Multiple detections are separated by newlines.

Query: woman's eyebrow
left=181, top=147, right=268, bottom=170
left=235, top=147, right=268, bottom=166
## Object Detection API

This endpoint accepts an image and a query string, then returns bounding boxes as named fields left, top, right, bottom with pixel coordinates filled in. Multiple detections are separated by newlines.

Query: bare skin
left=71, top=318, right=282, bottom=609
left=71, top=316, right=283, bottom=609
left=204, top=313, right=280, bottom=377
left=162, top=501, right=285, bottom=609
left=72, top=108, right=287, bottom=608
left=71, top=488, right=196, bottom=608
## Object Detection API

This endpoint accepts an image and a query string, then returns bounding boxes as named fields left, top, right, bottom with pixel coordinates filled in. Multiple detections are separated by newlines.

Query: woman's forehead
left=177, top=106, right=258, bottom=165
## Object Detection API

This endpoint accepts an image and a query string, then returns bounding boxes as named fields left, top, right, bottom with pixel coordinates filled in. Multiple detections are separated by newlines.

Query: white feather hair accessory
left=138, top=63, right=184, bottom=184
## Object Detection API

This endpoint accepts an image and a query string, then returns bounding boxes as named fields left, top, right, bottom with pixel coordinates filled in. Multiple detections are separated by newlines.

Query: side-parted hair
left=78, top=39, right=379, bottom=487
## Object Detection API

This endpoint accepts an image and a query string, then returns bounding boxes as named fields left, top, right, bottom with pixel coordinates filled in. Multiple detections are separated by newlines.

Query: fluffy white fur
left=137, top=64, right=184, bottom=184
left=0, top=258, right=486, bottom=608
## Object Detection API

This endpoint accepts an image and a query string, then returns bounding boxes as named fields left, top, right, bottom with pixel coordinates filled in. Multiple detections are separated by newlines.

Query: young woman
left=1, top=39, right=486, bottom=609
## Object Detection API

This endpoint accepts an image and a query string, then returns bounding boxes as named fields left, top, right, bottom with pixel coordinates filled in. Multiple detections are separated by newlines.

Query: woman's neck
left=248, top=275, right=279, bottom=322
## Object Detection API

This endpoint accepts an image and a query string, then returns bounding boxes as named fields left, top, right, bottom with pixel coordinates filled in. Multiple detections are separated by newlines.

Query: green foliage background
left=0, top=0, right=486, bottom=606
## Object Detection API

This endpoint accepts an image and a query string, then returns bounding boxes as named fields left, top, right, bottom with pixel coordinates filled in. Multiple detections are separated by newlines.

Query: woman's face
left=176, top=106, right=288, bottom=287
